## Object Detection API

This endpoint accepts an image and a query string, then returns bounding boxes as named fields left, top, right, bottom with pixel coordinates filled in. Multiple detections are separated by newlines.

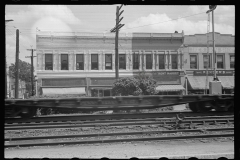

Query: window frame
left=171, top=54, right=178, bottom=69
left=105, top=54, right=112, bottom=70
left=189, top=54, right=198, bottom=69
left=76, top=54, right=84, bottom=70
left=202, top=53, right=212, bottom=69
left=119, top=54, right=126, bottom=70
left=216, top=54, right=224, bottom=69
left=133, top=53, right=139, bottom=70
left=158, top=54, right=165, bottom=69
left=61, top=54, right=69, bottom=70
left=146, top=54, right=152, bottom=69
left=91, top=54, right=99, bottom=70
left=230, top=55, right=234, bottom=69
left=45, top=54, right=53, bottom=70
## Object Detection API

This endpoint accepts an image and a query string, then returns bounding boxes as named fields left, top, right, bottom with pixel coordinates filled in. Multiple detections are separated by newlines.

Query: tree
left=112, top=72, right=158, bottom=96
left=9, top=59, right=35, bottom=95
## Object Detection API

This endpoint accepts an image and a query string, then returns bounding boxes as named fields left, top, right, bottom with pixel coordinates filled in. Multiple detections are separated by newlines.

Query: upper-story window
left=61, top=54, right=68, bottom=70
left=45, top=54, right=53, bottom=70
left=217, top=55, right=224, bottom=69
left=190, top=55, right=197, bottom=69
left=159, top=54, right=165, bottom=69
left=105, top=54, right=112, bottom=70
left=91, top=54, right=98, bottom=70
left=146, top=54, right=152, bottom=69
left=119, top=54, right=126, bottom=69
left=133, top=53, right=139, bottom=70
left=203, top=55, right=211, bottom=69
left=171, top=54, right=178, bottom=69
left=76, top=54, right=84, bottom=70
left=230, top=55, right=234, bottom=69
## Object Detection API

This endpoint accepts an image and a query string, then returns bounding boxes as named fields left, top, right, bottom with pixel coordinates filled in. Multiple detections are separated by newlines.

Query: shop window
left=105, top=54, right=112, bottom=70
left=159, top=55, right=165, bottom=69
left=230, top=55, right=234, bottom=69
left=45, top=54, right=53, bottom=70
left=171, top=54, right=178, bottom=69
left=91, top=54, right=98, bottom=70
left=217, top=55, right=224, bottom=69
left=146, top=54, right=152, bottom=69
left=61, top=54, right=68, bottom=70
left=76, top=54, right=84, bottom=70
left=203, top=55, right=211, bottom=69
left=133, top=54, right=139, bottom=70
left=119, top=54, right=126, bottom=69
left=190, top=55, right=197, bottom=69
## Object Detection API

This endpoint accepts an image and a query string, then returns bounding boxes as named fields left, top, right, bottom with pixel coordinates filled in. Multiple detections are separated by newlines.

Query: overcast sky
left=5, top=5, right=235, bottom=74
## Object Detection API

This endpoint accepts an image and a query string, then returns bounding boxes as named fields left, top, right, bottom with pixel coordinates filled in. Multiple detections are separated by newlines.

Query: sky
left=5, top=5, right=235, bottom=75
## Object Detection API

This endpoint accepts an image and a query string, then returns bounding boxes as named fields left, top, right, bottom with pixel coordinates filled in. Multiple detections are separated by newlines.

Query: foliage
left=112, top=72, right=158, bottom=96
left=9, top=59, right=35, bottom=94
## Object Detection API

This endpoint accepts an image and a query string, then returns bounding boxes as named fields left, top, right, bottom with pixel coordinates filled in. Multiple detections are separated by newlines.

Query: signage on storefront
left=42, top=78, right=86, bottom=86
left=189, top=47, right=234, bottom=53
left=90, top=78, right=115, bottom=86
left=152, top=71, right=181, bottom=76
left=193, top=70, right=234, bottom=76
left=152, top=71, right=182, bottom=84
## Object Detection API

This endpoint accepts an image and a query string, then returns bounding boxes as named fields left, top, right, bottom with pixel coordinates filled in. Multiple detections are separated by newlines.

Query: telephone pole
left=26, top=48, right=36, bottom=96
left=5, top=19, right=13, bottom=99
left=110, top=4, right=124, bottom=80
left=15, top=29, right=19, bottom=99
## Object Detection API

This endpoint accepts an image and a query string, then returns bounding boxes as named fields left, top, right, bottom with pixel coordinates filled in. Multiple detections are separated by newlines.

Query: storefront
left=186, top=70, right=234, bottom=94
left=89, top=78, right=115, bottom=97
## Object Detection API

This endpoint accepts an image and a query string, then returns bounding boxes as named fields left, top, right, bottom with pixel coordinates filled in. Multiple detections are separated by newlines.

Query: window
left=203, top=55, right=211, bottom=69
left=217, top=55, right=224, bottom=69
left=145, top=54, right=152, bottom=69
left=61, top=54, right=68, bottom=70
left=45, top=54, right=53, bottom=70
left=230, top=55, right=234, bottom=69
left=190, top=55, right=197, bottom=69
left=91, top=54, right=98, bottom=70
left=119, top=54, right=126, bottom=69
left=171, top=54, right=178, bottom=69
left=159, top=55, right=165, bottom=69
left=133, top=53, right=139, bottom=70
left=76, top=54, right=84, bottom=70
left=105, top=54, right=112, bottom=70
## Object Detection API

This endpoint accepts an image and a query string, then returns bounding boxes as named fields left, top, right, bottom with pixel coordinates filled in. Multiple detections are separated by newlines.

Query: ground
left=4, top=139, right=234, bottom=159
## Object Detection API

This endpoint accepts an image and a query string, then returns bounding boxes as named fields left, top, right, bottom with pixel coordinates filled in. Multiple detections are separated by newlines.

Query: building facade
left=182, top=32, right=234, bottom=94
left=36, top=31, right=186, bottom=96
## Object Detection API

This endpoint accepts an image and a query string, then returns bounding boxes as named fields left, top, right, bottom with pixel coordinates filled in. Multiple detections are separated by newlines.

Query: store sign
left=42, top=78, right=86, bottom=86
left=152, top=71, right=180, bottom=76
left=152, top=71, right=181, bottom=84
left=189, top=47, right=234, bottom=53
left=193, top=70, right=234, bottom=76
left=91, top=78, right=115, bottom=86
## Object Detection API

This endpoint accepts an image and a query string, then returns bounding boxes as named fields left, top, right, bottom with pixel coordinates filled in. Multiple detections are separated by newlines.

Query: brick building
left=182, top=32, right=234, bottom=94
left=36, top=31, right=186, bottom=96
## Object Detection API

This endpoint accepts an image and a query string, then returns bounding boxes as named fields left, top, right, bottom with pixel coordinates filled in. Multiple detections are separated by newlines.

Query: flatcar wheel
left=198, top=102, right=213, bottom=112
left=19, top=107, right=36, bottom=118
left=188, top=102, right=198, bottom=112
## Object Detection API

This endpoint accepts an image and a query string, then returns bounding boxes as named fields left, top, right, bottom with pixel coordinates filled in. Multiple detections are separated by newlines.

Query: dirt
left=4, top=140, right=234, bottom=159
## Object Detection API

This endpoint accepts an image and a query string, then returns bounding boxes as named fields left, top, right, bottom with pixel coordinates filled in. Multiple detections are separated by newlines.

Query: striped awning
left=187, top=76, right=234, bottom=90
left=156, top=85, right=185, bottom=92
left=42, top=87, right=86, bottom=95
left=187, top=76, right=213, bottom=90
left=218, top=76, right=234, bottom=89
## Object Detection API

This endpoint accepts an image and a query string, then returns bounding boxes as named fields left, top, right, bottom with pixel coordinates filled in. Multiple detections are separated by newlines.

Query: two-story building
left=182, top=32, right=234, bottom=94
left=36, top=31, right=186, bottom=96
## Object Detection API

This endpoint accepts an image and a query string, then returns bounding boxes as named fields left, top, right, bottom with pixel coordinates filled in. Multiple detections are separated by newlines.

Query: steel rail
left=5, top=115, right=234, bottom=127
left=5, top=132, right=233, bottom=148
left=5, top=111, right=234, bottom=124
left=5, top=118, right=234, bottom=130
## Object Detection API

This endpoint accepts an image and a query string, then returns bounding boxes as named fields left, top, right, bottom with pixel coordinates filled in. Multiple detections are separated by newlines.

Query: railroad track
left=5, top=111, right=233, bottom=124
left=5, top=113, right=234, bottom=148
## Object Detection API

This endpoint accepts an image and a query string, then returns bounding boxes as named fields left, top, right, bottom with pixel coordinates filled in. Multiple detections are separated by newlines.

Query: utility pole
left=110, top=4, right=124, bottom=80
left=15, top=29, right=19, bottom=99
left=5, top=19, right=13, bottom=99
left=26, top=47, right=36, bottom=96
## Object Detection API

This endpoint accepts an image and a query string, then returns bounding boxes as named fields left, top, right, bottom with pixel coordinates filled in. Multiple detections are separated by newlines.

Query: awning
left=187, top=76, right=234, bottom=90
left=218, top=76, right=234, bottom=89
left=187, top=76, right=213, bottom=90
left=156, top=85, right=185, bottom=92
left=42, top=87, right=86, bottom=95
